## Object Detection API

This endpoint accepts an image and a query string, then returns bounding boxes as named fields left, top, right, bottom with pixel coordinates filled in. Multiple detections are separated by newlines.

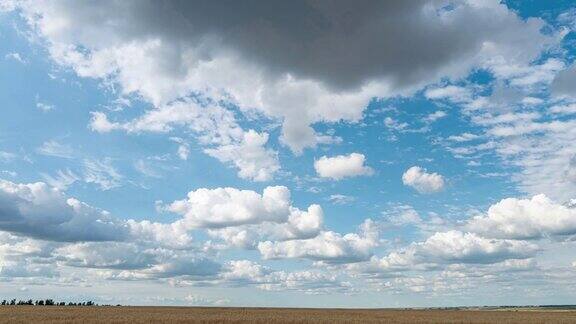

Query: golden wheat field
left=1, top=306, right=576, bottom=324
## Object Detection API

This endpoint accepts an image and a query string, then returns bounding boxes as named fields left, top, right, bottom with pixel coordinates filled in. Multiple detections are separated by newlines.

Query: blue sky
left=1, top=0, right=576, bottom=307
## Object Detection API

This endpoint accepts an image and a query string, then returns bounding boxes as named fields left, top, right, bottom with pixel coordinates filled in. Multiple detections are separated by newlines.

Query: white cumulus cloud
left=363, top=231, right=538, bottom=272
left=258, top=219, right=378, bottom=263
left=467, top=194, right=576, bottom=240
left=314, top=153, right=373, bottom=180
left=402, top=166, right=445, bottom=193
left=167, top=186, right=320, bottom=232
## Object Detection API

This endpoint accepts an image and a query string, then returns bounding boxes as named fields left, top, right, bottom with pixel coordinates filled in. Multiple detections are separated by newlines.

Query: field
left=1, top=306, right=576, bottom=323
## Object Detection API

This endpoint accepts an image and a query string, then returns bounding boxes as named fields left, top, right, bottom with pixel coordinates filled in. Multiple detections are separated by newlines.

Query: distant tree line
left=0, top=299, right=118, bottom=306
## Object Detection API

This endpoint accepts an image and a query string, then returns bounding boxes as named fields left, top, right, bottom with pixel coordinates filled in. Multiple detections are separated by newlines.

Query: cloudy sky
left=1, top=0, right=576, bottom=307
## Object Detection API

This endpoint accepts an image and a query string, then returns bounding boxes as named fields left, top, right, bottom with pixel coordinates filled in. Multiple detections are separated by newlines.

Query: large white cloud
left=5, top=0, right=556, bottom=154
left=402, top=166, right=445, bottom=194
left=258, top=219, right=378, bottom=263
left=165, top=185, right=324, bottom=248
left=206, top=204, right=324, bottom=249
left=364, top=231, right=538, bottom=272
left=467, top=194, right=576, bottom=240
left=168, top=186, right=295, bottom=228
left=314, top=153, right=373, bottom=180
left=412, top=231, right=538, bottom=264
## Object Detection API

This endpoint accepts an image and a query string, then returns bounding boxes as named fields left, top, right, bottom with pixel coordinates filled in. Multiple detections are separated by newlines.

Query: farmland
left=1, top=306, right=576, bottom=323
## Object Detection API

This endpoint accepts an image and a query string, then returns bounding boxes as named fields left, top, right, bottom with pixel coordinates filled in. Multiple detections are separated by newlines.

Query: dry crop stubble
left=1, top=306, right=576, bottom=323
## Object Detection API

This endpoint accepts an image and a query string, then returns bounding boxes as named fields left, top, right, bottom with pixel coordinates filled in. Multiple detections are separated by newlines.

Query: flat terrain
left=1, top=306, right=576, bottom=323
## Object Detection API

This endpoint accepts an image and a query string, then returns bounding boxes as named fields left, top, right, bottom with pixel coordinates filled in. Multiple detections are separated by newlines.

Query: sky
left=1, top=0, right=576, bottom=308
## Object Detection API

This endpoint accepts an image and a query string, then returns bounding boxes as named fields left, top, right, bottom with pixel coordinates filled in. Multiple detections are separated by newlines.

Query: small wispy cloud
left=170, top=137, right=190, bottom=160
left=36, top=102, right=54, bottom=112
left=37, top=140, right=74, bottom=159
left=0, top=170, right=17, bottom=177
left=0, top=151, right=17, bottom=163
left=134, top=159, right=162, bottom=178
left=328, top=194, right=356, bottom=205
left=5, top=52, right=26, bottom=64
left=42, top=169, right=80, bottom=190
left=83, top=158, right=123, bottom=190
left=423, top=111, right=447, bottom=123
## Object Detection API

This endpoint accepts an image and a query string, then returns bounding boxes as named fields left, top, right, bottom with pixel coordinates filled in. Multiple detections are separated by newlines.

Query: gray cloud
left=0, top=180, right=129, bottom=242
left=552, top=64, right=576, bottom=98
left=9, top=0, right=555, bottom=152
left=110, top=1, right=459, bottom=91
left=41, top=0, right=548, bottom=91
